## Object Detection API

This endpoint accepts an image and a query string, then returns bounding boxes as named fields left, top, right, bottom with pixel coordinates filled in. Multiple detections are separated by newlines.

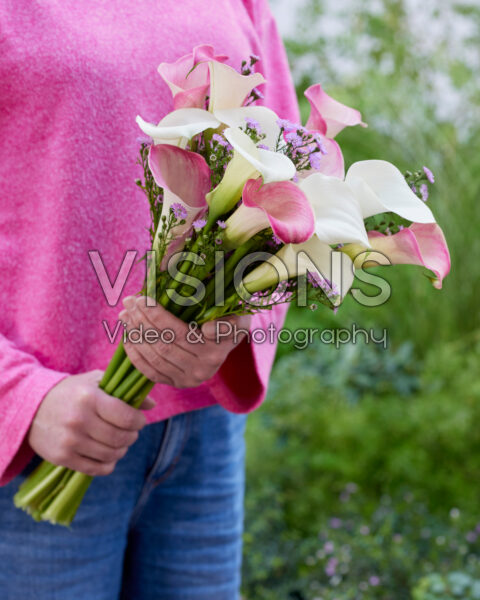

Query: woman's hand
left=119, top=296, right=252, bottom=388
left=28, top=370, right=153, bottom=476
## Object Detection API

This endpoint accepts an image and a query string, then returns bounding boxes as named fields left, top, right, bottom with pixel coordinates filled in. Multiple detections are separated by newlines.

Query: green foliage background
left=242, top=1, right=480, bottom=598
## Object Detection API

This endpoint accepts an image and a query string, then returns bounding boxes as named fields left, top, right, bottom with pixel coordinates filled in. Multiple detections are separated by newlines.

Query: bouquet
left=14, top=45, right=451, bottom=526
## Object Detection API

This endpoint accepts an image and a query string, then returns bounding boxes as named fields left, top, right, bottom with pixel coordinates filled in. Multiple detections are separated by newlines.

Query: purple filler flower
left=171, top=203, right=187, bottom=221
left=216, top=220, right=227, bottom=229
left=212, top=133, right=230, bottom=148
left=276, top=118, right=298, bottom=132
left=420, top=183, right=429, bottom=202
left=423, top=166, right=435, bottom=184
left=193, top=218, right=207, bottom=230
left=245, top=117, right=261, bottom=132
left=257, top=143, right=269, bottom=150
left=369, top=576, right=381, bottom=587
left=309, top=152, right=322, bottom=170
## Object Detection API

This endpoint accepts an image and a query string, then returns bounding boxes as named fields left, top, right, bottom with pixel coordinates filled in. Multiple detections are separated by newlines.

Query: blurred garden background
left=242, top=1, right=480, bottom=598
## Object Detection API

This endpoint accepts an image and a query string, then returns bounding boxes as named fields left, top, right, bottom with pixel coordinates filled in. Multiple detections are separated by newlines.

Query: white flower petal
left=300, top=173, right=370, bottom=246
left=208, top=62, right=265, bottom=111
left=345, top=160, right=436, bottom=223
left=224, top=127, right=295, bottom=184
left=136, top=109, right=220, bottom=144
left=214, top=106, right=283, bottom=150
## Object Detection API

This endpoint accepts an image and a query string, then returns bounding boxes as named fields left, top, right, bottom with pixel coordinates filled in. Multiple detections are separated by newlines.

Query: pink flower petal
left=311, top=134, right=345, bottom=178
left=368, top=223, right=451, bottom=288
left=243, top=178, right=315, bottom=243
left=305, top=84, right=366, bottom=138
left=158, top=45, right=229, bottom=109
left=148, top=144, right=211, bottom=210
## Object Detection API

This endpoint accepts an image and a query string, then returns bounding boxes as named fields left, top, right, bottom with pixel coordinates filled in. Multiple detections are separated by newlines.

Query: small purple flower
left=420, top=183, right=429, bottom=202
left=136, top=135, right=152, bottom=145
left=257, top=143, right=269, bottom=150
left=466, top=531, right=477, bottom=543
left=250, top=54, right=260, bottom=63
left=325, top=557, right=338, bottom=577
left=369, top=576, right=381, bottom=587
left=245, top=117, right=261, bottom=132
left=171, top=203, right=187, bottom=221
left=410, top=183, right=417, bottom=194
left=276, top=118, right=298, bottom=132
left=398, top=224, right=405, bottom=231
left=324, top=541, right=335, bottom=554
left=423, top=166, right=435, bottom=184
left=215, top=237, right=223, bottom=245
left=313, top=134, right=328, bottom=155
left=216, top=220, right=227, bottom=229
left=212, top=133, right=230, bottom=148
left=252, top=87, right=264, bottom=99
left=193, top=218, right=207, bottom=230
left=271, top=233, right=282, bottom=245
left=292, top=173, right=299, bottom=183
left=285, top=131, right=303, bottom=147
left=309, top=152, right=322, bottom=170
left=329, top=517, right=343, bottom=529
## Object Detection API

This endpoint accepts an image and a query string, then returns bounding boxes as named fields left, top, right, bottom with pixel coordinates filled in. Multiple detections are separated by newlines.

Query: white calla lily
left=206, top=127, right=295, bottom=223
left=300, top=173, right=370, bottom=247
left=136, top=108, right=221, bottom=146
left=214, top=106, right=283, bottom=150
left=208, top=61, right=265, bottom=112
left=242, top=235, right=355, bottom=305
left=345, top=160, right=435, bottom=222
left=224, top=127, right=295, bottom=184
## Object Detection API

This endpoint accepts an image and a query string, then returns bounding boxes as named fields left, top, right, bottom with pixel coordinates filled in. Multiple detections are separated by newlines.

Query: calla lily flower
left=305, top=84, right=367, bottom=138
left=158, top=44, right=229, bottom=109
left=206, top=127, right=296, bottom=223
left=345, top=160, right=436, bottom=222
left=208, top=61, right=265, bottom=112
left=341, top=223, right=451, bottom=289
left=242, top=234, right=355, bottom=305
left=300, top=172, right=370, bottom=246
left=214, top=106, right=282, bottom=150
left=148, top=144, right=210, bottom=252
left=223, top=178, right=315, bottom=248
left=136, top=108, right=221, bottom=147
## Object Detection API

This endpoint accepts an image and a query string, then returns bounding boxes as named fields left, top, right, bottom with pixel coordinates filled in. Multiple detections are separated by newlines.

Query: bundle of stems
left=13, top=241, right=255, bottom=526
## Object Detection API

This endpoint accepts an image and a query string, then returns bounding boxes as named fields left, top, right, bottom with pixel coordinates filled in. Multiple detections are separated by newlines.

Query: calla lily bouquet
left=14, top=46, right=451, bottom=526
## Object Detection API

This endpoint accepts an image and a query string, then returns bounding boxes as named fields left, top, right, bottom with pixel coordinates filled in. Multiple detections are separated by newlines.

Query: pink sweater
left=0, top=0, right=299, bottom=485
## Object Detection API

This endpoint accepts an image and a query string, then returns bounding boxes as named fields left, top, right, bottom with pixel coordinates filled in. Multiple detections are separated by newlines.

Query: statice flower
left=285, top=131, right=303, bottom=148
left=423, top=165, right=435, bottom=183
left=257, top=143, right=269, bottom=150
left=171, top=203, right=187, bottom=221
left=216, top=220, right=227, bottom=229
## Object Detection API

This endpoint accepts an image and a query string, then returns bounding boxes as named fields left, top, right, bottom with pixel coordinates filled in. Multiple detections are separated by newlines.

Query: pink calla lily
left=148, top=144, right=210, bottom=252
left=158, top=44, right=229, bottom=109
left=223, top=178, right=315, bottom=248
left=342, top=223, right=451, bottom=289
left=305, top=84, right=367, bottom=138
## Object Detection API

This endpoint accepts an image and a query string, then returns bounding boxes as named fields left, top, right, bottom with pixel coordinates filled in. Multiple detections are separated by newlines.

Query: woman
left=0, top=1, right=299, bottom=598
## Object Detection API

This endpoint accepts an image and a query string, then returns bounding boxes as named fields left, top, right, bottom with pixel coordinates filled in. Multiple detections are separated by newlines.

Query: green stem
left=103, top=356, right=133, bottom=395
left=123, top=374, right=150, bottom=403
left=99, top=341, right=126, bottom=389
left=112, top=368, right=143, bottom=399
left=42, top=472, right=93, bottom=526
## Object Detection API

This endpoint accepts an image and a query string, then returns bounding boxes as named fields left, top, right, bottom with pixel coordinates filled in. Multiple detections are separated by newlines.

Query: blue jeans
left=0, top=405, right=247, bottom=599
